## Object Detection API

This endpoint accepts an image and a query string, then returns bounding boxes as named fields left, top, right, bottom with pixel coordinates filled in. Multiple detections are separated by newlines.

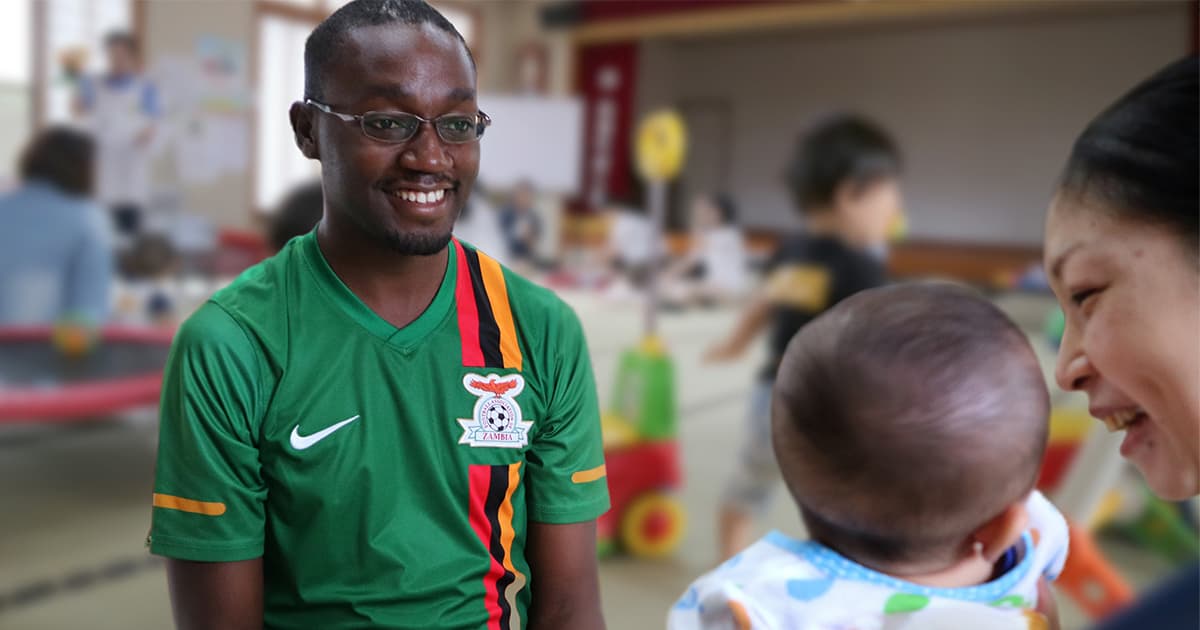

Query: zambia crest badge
left=458, top=373, right=532, bottom=449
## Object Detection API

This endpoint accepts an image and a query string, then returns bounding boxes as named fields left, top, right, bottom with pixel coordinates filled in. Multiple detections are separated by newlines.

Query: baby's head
left=772, top=282, right=1049, bottom=576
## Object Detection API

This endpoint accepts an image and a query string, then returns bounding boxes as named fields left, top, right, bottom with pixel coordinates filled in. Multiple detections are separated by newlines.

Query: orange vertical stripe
left=152, top=493, right=226, bottom=516
left=498, top=462, right=526, bottom=630
left=477, top=252, right=522, bottom=371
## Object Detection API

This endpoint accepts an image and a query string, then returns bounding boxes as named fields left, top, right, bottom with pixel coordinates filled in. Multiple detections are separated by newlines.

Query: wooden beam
left=570, top=0, right=1174, bottom=45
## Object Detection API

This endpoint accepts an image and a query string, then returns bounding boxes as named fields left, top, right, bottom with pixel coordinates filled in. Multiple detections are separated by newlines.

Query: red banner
left=575, top=42, right=638, bottom=211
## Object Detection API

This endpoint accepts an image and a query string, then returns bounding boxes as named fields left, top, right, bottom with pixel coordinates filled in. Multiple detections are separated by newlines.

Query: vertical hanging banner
left=575, top=42, right=638, bottom=210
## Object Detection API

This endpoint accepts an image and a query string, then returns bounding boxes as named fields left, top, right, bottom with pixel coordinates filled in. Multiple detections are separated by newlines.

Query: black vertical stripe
left=462, top=247, right=505, bottom=368
left=485, top=465, right=517, bottom=628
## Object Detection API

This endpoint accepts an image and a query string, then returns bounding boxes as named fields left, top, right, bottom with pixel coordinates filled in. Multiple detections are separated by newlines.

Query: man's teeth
left=395, top=189, right=446, bottom=203
left=1103, top=409, right=1145, bottom=432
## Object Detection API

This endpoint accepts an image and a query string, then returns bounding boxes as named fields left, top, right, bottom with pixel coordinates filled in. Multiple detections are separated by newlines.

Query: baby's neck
left=885, top=553, right=997, bottom=589
left=864, top=540, right=1021, bottom=589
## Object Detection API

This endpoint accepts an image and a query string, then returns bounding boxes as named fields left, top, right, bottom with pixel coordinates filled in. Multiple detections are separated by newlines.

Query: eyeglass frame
left=305, top=99, right=491, bottom=144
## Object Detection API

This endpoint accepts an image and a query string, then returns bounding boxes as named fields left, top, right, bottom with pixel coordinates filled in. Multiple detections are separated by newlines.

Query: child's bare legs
left=718, top=381, right=778, bottom=561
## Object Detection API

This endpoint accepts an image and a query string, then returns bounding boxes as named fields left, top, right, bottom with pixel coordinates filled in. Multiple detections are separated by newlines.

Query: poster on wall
left=152, top=35, right=251, bottom=185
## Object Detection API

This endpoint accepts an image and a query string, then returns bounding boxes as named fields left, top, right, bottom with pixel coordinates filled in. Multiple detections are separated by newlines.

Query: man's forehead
left=326, top=23, right=474, bottom=103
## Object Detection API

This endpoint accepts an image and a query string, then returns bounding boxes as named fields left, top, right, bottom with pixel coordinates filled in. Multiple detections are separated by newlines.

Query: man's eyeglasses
left=306, top=99, right=491, bottom=144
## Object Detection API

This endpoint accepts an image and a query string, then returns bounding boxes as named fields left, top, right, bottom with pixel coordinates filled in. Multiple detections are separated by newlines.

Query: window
left=0, top=0, right=32, bottom=184
left=40, top=0, right=131, bottom=125
left=255, top=13, right=320, bottom=212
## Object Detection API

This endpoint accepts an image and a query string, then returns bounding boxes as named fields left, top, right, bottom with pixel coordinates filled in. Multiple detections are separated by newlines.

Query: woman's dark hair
left=19, top=126, right=95, bottom=197
left=269, top=180, right=324, bottom=252
left=786, top=113, right=901, bottom=214
left=1060, top=55, right=1198, bottom=254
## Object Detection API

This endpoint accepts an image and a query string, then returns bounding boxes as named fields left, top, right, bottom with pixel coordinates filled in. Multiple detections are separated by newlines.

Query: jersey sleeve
left=525, top=301, right=610, bottom=524
left=149, top=302, right=269, bottom=561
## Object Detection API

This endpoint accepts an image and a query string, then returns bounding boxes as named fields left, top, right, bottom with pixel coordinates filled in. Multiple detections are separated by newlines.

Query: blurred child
left=268, top=180, right=324, bottom=253
left=663, top=192, right=748, bottom=306
left=706, top=115, right=903, bottom=558
left=74, top=31, right=160, bottom=245
left=498, top=179, right=542, bottom=267
left=672, top=283, right=1066, bottom=629
left=0, top=127, right=113, bottom=326
left=115, top=234, right=179, bottom=326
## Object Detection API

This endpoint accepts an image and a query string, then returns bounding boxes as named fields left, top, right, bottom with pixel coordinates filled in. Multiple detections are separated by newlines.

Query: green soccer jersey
left=149, top=233, right=610, bottom=629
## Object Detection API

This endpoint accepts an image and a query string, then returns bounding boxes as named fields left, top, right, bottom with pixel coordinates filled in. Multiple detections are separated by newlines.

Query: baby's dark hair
left=1059, top=55, right=1198, bottom=257
left=771, top=282, right=1049, bottom=570
left=304, top=0, right=474, bottom=101
left=786, top=113, right=901, bottom=215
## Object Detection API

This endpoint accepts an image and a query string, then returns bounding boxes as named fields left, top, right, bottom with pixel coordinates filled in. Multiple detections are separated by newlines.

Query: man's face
left=300, top=24, right=479, bottom=255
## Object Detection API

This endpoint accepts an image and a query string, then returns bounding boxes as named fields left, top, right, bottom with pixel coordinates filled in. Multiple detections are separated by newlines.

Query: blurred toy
left=598, top=337, right=684, bottom=558
left=52, top=314, right=99, bottom=357
left=991, top=263, right=1051, bottom=294
left=598, top=110, right=688, bottom=559
left=1044, top=307, right=1065, bottom=350
left=1091, top=471, right=1200, bottom=566
left=1036, top=406, right=1092, bottom=490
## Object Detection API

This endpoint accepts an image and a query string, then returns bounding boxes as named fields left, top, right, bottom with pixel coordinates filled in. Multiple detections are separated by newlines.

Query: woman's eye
left=1070, top=287, right=1102, bottom=306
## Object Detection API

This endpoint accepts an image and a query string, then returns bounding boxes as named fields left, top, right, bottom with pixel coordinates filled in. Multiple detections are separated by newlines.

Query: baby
left=671, top=282, right=1067, bottom=629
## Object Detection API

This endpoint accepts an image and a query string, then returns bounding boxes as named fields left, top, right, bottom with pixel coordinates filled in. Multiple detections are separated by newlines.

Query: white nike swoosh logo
left=290, top=415, right=361, bottom=450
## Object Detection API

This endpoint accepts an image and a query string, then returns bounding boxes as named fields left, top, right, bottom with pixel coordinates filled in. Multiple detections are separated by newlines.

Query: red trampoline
left=0, top=326, right=174, bottom=423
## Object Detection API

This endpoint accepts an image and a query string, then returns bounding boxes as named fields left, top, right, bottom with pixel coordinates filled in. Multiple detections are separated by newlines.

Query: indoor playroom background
left=0, top=1, right=1196, bottom=628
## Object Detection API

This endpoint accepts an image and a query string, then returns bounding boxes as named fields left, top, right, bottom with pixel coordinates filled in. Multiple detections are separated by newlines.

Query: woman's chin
left=1133, top=451, right=1200, bottom=501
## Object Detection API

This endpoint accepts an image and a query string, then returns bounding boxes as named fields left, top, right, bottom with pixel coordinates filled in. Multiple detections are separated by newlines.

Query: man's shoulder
left=209, top=239, right=306, bottom=320
left=467, top=243, right=569, bottom=319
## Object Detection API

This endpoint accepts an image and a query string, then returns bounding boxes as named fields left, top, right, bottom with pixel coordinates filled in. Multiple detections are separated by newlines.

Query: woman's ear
left=290, top=101, right=320, bottom=160
left=972, top=498, right=1029, bottom=563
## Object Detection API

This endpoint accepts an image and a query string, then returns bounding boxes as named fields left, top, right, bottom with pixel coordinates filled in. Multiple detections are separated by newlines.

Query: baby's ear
left=972, top=498, right=1030, bottom=563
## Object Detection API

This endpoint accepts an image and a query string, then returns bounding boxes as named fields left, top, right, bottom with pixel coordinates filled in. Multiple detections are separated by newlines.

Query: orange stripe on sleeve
left=498, top=463, right=526, bottom=630
left=476, top=252, right=522, bottom=371
left=571, top=464, right=607, bottom=484
left=152, top=493, right=226, bottom=516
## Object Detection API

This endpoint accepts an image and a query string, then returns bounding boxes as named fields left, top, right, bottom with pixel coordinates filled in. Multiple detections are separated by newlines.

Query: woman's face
left=1046, top=194, right=1200, bottom=499
left=690, top=197, right=720, bottom=231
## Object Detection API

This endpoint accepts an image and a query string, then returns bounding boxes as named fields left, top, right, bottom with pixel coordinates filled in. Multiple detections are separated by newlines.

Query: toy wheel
left=620, top=492, right=685, bottom=558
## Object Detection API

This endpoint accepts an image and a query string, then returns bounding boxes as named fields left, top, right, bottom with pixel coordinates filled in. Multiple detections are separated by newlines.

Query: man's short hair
left=772, top=282, right=1049, bottom=568
left=304, top=0, right=474, bottom=101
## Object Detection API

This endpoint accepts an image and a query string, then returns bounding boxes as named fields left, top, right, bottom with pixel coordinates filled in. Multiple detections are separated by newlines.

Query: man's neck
left=316, top=222, right=450, bottom=330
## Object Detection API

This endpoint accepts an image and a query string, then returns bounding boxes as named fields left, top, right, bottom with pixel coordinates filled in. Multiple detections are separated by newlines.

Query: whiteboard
left=477, top=95, right=583, bottom=194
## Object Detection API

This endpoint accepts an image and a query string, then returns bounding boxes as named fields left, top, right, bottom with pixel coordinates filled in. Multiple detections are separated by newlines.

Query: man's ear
left=290, top=101, right=319, bottom=160
left=972, top=499, right=1029, bottom=563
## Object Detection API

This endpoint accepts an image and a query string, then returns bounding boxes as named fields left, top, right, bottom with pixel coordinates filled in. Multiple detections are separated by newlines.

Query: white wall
left=635, top=4, right=1190, bottom=244
left=144, top=0, right=256, bottom=229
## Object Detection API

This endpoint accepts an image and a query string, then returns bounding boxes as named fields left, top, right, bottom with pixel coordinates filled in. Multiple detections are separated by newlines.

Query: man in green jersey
left=148, top=2, right=610, bottom=628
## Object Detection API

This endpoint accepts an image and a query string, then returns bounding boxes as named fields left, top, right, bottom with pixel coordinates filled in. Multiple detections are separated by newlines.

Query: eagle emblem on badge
left=458, top=373, right=532, bottom=448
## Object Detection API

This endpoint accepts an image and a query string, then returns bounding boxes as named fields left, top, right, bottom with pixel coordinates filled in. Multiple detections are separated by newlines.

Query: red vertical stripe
left=455, top=240, right=485, bottom=367
left=469, top=465, right=507, bottom=629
